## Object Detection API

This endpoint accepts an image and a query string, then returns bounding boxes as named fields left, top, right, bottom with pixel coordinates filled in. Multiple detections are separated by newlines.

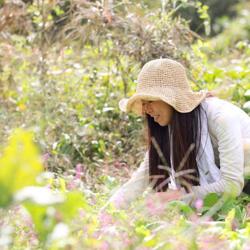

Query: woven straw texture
left=119, top=58, right=208, bottom=115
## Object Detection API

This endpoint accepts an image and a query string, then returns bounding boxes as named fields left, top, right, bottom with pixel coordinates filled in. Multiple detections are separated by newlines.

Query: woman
left=107, top=58, right=250, bottom=209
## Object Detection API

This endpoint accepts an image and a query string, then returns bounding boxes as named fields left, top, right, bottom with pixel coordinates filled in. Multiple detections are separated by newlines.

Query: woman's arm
left=106, top=151, right=149, bottom=209
left=191, top=112, right=244, bottom=199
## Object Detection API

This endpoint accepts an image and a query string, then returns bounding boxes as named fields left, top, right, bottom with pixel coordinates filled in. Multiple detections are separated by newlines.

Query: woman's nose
left=143, top=103, right=153, bottom=115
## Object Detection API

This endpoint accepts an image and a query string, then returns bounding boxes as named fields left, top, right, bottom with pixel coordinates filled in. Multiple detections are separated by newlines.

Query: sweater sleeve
left=106, top=151, right=149, bottom=209
left=191, top=113, right=244, bottom=199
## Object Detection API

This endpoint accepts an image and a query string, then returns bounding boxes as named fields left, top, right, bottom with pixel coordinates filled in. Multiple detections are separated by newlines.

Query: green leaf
left=203, top=193, right=220, bottom=208
left=57, top=192, right=91, bottom=222
left=23, top=202, right=57, bottom=243
left=0, top=129, right=43, bottom=207
left=166, top=200, right=194, bottom=217
left=225, top=208, right=236, bottom=230
left=135, top=225, right=150, bottom=238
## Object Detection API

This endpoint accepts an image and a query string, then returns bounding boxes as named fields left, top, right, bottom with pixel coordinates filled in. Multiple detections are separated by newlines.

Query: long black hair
left=146, top=101, right=208, bottom=192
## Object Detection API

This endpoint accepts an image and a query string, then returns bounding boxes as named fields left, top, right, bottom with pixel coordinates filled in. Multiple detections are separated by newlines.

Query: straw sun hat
left=119, top=58, right=208, bottom=116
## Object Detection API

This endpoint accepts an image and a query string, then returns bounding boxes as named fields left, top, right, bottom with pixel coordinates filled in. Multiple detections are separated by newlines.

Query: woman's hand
left=147, top=188, right=186, bottom=203
left=145, top=188, right=187, bottom=215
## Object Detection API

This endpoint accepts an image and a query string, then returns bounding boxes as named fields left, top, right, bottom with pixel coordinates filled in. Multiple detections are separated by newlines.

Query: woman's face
left=142, top=100, right=174, bottom=126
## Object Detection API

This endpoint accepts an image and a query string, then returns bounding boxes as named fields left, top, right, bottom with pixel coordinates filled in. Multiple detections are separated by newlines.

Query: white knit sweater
left=108, top=97, right=250, bottom=208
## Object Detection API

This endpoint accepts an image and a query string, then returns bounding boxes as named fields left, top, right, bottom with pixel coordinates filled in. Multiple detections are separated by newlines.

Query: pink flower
left=75, top=163, right=84, bottom=180
left=92, top=231, right=101, bottom=238
left=98, top=212, right=114, bottom=227
left=67, top=181, right=77, bottom=190
left=145, top=196, right=165, bottom=216
left=194, top=198, right=203, bottom=210
left=100, top=241, right=110, bottom=250
left=79, top=208, right=85, bottom=218
left=42, top=153, right=50, bottom=162
left=113, top=195, right=125, bottom=209
left=114, top=161, right=128, bottom=168
left=121, top=232, right=133, bottom=247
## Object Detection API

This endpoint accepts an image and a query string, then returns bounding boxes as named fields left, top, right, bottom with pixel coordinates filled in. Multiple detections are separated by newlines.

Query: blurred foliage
left=1, top=130, right=250, bottom=249
left=0, top=130, right=93, bottom=248
left=0, top=129, right=43, bottom=208
left=176, top=0, right=241, bottom=35
left=190, top=38, right=250, bottom=107
left=0, top=0, right=249, bottom=185
left=0, top=0, right=203, bottom=181
left=0, top=1, right=250, bottom=248
left=138, top=0, right=241, bottom=35
left=208, top=1, right=250, bottom=53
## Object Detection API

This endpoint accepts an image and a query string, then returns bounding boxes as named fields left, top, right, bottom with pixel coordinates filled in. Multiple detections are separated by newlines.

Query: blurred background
left=0, top=0, right=250, bottom=188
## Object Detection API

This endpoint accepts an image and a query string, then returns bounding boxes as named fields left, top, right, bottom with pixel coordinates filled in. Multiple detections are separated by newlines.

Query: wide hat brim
left=119, top=88, right=208, bottom=116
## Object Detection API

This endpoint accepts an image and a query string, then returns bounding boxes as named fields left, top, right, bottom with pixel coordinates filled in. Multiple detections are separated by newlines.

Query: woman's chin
left=158, top=121, right=167, bottom=126
left=157, top=120, right=169, bottom=126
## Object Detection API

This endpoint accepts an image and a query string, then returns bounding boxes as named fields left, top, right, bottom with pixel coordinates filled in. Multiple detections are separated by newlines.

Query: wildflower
left=42, top=153, right=50, bottom=162
left=98, top=211, right=114, bottom=227
left=113, top=195, right=126, bottom=209
left=145, top=195, right=165, bottom=216
left=67, top=181, right=77, bottom=190
left=194, top=198, right=203, bottom=210
left=114, top=160, right=128, bottom=168
left=75, top=163, right=84, bottom=180
left=100, top=241, right=110, bottom=250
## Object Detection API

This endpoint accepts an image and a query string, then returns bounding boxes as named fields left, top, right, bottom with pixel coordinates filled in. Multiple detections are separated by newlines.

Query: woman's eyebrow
left=142, top=100, right=153, bottom=105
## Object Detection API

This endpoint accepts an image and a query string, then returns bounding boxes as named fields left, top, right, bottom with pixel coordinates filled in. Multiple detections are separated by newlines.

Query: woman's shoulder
left=202, top=96, right=250, bottom=137
left=202, top=96, right=248, bottom=121
left=203, top=96, right=235, bottom=109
